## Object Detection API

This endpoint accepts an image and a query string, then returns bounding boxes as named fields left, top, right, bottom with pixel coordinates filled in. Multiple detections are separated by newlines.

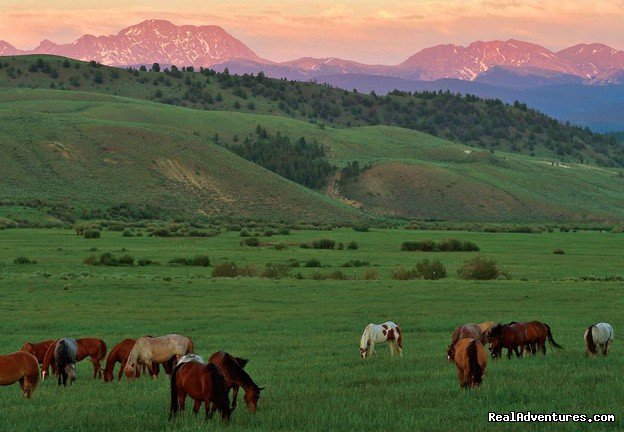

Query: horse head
left=65, top=364, right=77, bottom=384
left=244, top=385, right=264, bottom=413
left=123, top=363, right=136, bottom=379
left=359, top=347, right=368, bottom=359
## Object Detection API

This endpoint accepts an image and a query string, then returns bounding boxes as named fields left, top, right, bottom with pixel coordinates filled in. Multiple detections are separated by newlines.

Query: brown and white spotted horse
left=359, top=321, right=403, bottom=359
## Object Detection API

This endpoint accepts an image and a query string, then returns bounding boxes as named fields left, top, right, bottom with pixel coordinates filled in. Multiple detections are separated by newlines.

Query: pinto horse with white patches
left=359, top=321, right=402, bottom=359
left=585, top=323, right=614, bottom=356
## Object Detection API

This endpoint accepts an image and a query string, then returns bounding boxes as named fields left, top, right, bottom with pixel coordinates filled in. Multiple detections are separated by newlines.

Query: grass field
left=0, top=228, right=622, bottom=431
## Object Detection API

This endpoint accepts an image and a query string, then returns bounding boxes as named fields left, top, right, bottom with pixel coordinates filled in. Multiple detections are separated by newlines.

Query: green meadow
left=0, top=228, right=622, bottom=431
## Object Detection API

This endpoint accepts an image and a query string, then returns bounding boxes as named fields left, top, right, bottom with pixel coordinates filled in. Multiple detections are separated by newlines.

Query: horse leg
left=231, top=386, right=240, bottom=410
left=146, top=362, right=157, bottom=379
left=605, top=341, right=611, bottom=356
left=90, top=356, right=99, bottom=379
left=193, top=400, right=201, bottom=415
left=62, top=372, right=68, bottom=387
left=602, top=342, right=608, bottom=356
left=178, top=391, right=186, bottom=412
left=117, top=363, right=124, bottom=381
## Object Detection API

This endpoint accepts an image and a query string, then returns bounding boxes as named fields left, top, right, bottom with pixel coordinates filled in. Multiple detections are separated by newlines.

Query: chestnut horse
left=359, top=321, right=403, bottom=358
left=488, top=322, right=528, bottom=359
left=0, top=352, right=40, bottom=398
left=585, top=323, right=614, bottom=356
left=53, top=338, right=78, bottom=387
left=209, top=351, right=263, bottom=413
left=450, top=338, right=487, bottom=389
left=447, top=324, right=484, bottom=360
left=76, top=338, right=107, bottom=379
left=103, top=338, right=170, bottom=382
left=124, top=334, right=193, bottom=379
left=169, top=360, right=231, bottom=422
left=20, top=340, right=55, bottom=365
left=524, top=321, right=563, bottom=355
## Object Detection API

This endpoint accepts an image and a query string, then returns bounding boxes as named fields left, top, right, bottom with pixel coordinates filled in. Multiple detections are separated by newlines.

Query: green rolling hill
left=1, top=55, right=623, bottom=223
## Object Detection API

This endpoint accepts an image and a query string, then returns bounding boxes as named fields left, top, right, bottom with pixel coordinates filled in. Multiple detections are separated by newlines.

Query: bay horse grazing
left=0, top=352, right=40, bottom=398
left=359, top=321, right=403, bottom=359
left=76, top=338, right=107, bottom=379
left=209, top=351, right=263, bottom=413
left=104, top=338, right=151, bottom=382
left=20, top=340, right=55, bottom=365
left=524, top=321, right=564, bottom=355
left=585, top=323, right=614, bottom=356
left=54, top=338, right=78, bottom=387
left=488, top=322, right=528, bottom=359
left=450, top=338, right=487, bottom=389
left=447, top=324, right=484, bottom=361
left=124, top=334, right=193, bottom=379
left=169, top=360, right=231, bottom=422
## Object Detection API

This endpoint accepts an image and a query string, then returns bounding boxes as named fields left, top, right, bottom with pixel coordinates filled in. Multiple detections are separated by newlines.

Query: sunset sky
left=1, top=0, right=623, bottom=64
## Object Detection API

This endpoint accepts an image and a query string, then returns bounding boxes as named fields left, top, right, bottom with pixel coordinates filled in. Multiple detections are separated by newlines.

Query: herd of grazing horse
left=0, top=321, right=616, bottom=417
left=361, top=320, right=615, bottom=389
left=0, top=334, right=263, bottom=423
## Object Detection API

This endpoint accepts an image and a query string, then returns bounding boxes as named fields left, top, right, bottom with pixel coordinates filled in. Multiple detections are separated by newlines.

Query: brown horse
left=450, top=338, right=487, bottom=389
left=124, top=334, right=193, bottom=379
left=169, top=360, right=231, bottom=422
left=477, top=322, right=498, bottom=343
left=103, top=338, right=170, bottom=382
left=20, top=340, right=55, bottom=365
left=447, top=324, right=484, bottom=361
left=488, top=322, right=528, bottom=359
left=524, top=321, right=563, bottom=355
left=0, top=352, right=40, bottom=398
left=208, top=351, right=263, bottom=413
left=76, top=338, right=107, bottom=379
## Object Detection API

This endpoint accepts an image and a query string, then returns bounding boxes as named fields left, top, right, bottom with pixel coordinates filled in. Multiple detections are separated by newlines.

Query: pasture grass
left=0, top=228, right=622, bottom=431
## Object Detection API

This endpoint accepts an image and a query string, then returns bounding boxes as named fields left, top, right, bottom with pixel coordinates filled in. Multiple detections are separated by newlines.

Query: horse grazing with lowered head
left=169, top=358, right=231, bottom=422
left=20, top=340, right=55, bottom=365
left=0, top=352, right=40, bottom=398
left=523, top=321, right=563, bottom=355
left=209, top=351, right=263, bottom=413
left=54, top=338, right=78, bottom=386
left=449, top=338, right=487, bottom=389
left=124, top=334, right=193, bottom=379
left=585, top=323, right=614, bottom=356
left=488, top=322, right=528, bottom=359
left=477, top=322, right=498, bottom=343
left=76, top=338, right=107, bottom=379
left=359, top=321, right=402, bottom=359
left=447, top=324, right=485, bottom=361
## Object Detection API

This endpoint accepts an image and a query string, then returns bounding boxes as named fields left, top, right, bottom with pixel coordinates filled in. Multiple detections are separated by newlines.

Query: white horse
left=359, top=321, right=402, bottom=359
left=585, top=323, right=614, bottom=356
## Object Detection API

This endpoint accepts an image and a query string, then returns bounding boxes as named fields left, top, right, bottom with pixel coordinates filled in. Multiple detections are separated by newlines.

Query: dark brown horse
left=209, top=351, right=263, bottom=413
left=20, top=340, right=55, bottom=365
left=524, top=321, right=563, bottom=355
left=76, top=338, right=107, bottom=379
left=169, top=361, right=231, bottom=422
left=103, top=338, right=170, bottom=382
left=488, top=322, right=528, bottom=359
left=447, top=324, right=485, bottom=361
left=0, top=352, right=40, bottom=398
left=450, top=338, right=487, bottom=389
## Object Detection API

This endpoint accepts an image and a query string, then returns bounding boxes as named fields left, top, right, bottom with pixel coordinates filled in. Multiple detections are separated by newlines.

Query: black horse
left=54, top=338, right=78, bottom=386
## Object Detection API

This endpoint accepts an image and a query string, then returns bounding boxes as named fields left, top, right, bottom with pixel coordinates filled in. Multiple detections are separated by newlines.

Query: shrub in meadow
left=261, top=263, right=290, bottom=279
left=415, top=259, right=447, bottom=280
left=212, top=262, right=239, bottom=278
left=243, top=237, right=260, bottom=247
left=363, top=269, right=379, bottom=280
left=304, top=258, right=322, bottom=268
left=192, top=255, right=211, bottom=267
left=311, top=239, right=336, bottom=249
left=553, top=248, right=565, bottom=255
left=83, top=229, right=101, bottom=239
left=391, top=267, right=419, bottom=280
left=14, top=256, right=37, bottom=265
left=457, top=257, right=507, bottom=280
left=347, top=241, right=359, bottom=250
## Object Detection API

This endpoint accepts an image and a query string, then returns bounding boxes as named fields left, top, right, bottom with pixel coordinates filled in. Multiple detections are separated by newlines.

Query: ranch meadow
left=0, top=40, right=624, bottom=431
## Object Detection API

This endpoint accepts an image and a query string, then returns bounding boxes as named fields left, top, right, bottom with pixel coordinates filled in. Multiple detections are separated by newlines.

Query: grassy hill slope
left=1, top=88, right=623, bottom=222
left=1, top=55, right=622, bottom=167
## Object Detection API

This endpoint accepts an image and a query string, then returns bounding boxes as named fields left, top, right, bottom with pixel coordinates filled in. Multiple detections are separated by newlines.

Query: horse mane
left=359, top=325, right=371, bottom=349
left=467, top=340, right=483, bottom=386
left=488, top=323, right=503, bottom=338
left=585, top=325, right=597, bottom=355
left=234, top=357, right=249, bottom=369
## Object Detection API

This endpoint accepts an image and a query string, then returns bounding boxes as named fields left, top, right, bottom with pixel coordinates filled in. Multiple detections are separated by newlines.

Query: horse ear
left=258, top=386, right=266, bottom=391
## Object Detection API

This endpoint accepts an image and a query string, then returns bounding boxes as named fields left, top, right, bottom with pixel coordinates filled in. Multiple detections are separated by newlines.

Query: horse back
left=0, top=352, right=40, bottom=384
left=20, top=340, right=54, bottom=363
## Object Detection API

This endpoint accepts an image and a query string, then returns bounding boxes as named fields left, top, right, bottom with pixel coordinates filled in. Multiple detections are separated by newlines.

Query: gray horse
left=54, top=338, right=78, bottom=386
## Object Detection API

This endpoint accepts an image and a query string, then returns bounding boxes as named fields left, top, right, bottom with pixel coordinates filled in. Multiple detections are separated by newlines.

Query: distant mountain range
left=2, top=19, right=624, bottom=130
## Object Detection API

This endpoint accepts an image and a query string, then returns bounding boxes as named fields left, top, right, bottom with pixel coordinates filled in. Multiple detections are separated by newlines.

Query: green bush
left=311, top=239, right=336, bottom=249
left=14, top=256, right=37, bottom=265
left=243, top=237, right=260, bottom=247
left=287, top=259, right=300, bottom=268
left=363, top=269, right=379, bottom=280
left=84, top=255, right=97, bottom=266
left=118, top=255, right=135, bottom=266
left=122, top=229, right=135, bottom=237
left=415, top=259, right=447, bottom=280
left=168, top=257, right=192, bottom=266
left=192, top=255, right=211, bottom=267
left=83, top=229, right=101, bottom=239
left=347, top=241, right=359, bottom=250
left=137, top=258, right=159, bottom=267
left=553, top=248, right=565, bottom=255
left=341, top=260, right=370, bottom=267
left=401, top=239, right=479, bottom=252
left=353, top=224, right=370, bottom=232
left=212, top=261, right=239, bottom=278
left=304, top=258, right=322, bottom=268
left=391, top=267, right=419, bottom=280
left=274, top=243, right=288, bottom=251
left=457, top=257, right=507, bottom=280
left=261, top=263, right=290, bottom=279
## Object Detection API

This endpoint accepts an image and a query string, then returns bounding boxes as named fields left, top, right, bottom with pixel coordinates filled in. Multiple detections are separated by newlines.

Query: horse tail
left=585, top=325, right=597, bottom=355
left=396, top=325, right=403, bottom=349
left=98, top=340, right=108, bottom=361
left=234, top=357, right=249, bottom=369
left=169, top=362, right=185, bottom=420
left=545, top=324, right=563, bottom=349
left=467, top=340, right=483, bottom=386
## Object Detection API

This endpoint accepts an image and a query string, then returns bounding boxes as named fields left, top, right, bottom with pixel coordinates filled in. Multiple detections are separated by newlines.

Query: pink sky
left=1, top=1, right=623, bottom=63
